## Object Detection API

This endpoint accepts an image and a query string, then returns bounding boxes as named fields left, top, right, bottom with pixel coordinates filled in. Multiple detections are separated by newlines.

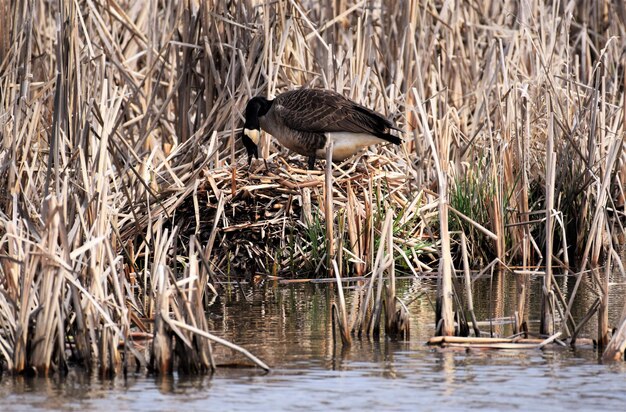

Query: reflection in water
left=2, top=277, right=626, bottom=411
left=438, top=350, right=456, bottom=397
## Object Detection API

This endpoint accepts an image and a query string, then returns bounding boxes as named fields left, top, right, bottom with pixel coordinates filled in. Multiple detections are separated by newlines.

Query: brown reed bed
left=1, top=0, right=626, bottom=377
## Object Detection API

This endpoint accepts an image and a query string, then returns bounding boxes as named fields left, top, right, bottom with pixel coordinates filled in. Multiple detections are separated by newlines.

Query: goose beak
left=242, top=129, right=260, bottom=165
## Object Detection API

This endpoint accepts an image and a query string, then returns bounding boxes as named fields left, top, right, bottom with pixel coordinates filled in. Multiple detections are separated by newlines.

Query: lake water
left=2, top=276, right=626, bottom=411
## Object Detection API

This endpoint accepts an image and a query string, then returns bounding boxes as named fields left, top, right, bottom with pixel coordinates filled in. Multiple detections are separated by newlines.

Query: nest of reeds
left=165, top=147, right=424, bottom=280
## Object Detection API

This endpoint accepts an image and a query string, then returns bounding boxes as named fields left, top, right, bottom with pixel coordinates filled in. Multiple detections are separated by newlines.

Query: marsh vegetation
left=0, top=0, right=625, bottom=377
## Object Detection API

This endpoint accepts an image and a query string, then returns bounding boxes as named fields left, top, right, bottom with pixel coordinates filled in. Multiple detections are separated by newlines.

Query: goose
left=241, top=88, right=401, bottom=169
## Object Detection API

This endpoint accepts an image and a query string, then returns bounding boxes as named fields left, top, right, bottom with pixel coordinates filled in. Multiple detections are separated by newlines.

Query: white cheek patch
left=244, top=128, right=260, bottom=145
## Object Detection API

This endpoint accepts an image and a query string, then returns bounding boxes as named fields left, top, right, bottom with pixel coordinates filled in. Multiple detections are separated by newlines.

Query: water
left=2, top=278, right=626, bottom=411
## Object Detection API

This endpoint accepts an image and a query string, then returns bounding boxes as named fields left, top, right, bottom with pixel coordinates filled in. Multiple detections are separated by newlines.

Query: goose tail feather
left=374, top=131, right=402, bottom=145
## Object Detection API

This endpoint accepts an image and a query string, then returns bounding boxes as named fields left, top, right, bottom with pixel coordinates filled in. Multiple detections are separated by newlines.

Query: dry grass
left=0, top=0, right=626, bottom=375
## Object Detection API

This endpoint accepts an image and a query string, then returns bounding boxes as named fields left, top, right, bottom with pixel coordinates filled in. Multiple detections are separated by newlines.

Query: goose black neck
left=245, top=96, right=273, bottom=124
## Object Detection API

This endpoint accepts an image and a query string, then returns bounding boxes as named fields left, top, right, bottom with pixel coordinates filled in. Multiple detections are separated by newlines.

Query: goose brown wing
left=274, top=89, right=396, bottom=136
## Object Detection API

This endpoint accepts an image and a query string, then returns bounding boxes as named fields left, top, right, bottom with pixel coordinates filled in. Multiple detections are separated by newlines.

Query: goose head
left=242, top=96, right=273, bottom=165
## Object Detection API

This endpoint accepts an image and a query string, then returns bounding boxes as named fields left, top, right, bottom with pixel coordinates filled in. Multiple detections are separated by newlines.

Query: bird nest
left=167, top=153, right=420, bottom=280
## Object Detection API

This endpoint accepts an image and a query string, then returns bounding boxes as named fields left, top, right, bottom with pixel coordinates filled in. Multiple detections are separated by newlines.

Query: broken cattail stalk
left=602, top=68, right=626, bottom=361
left=604, top=296, right=626, bottom=361
left=598, top=253, right=611, bottom=349
left=413, top=87, right=454, bottom=336
left=332, top=259, right=351, bottom=346
left=325, top=140, right=335, bottom=272
left=461, top=233, right=480, bottom=337
left=167, top=319, right=270, bottom=372
left=151, top=266, right=173, bottom=374
left=540, top=112, right=556, bottom=336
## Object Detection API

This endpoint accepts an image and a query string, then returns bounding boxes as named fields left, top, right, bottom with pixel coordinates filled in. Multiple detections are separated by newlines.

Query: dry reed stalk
left=28, top=197, right=67, bottom=375
left=603, top=59, right=626, bottom=361
left=485, top=94, right=505, bottom=266
left=349, top=206, right=397, bottom=339
left=383, top=206, right=410, bottom=340
left=604, top=308, right=626, bottom=361
left=540, top=113, right=556, bottom=336
left=514, top=87, right=531, bottom=336
left=427, top=335, right=557, bottom=350
left=564, top=138, right=623, bottom=336
left=331, top=259, right=351, bottom=346
left=325, top=141, right=335, bottom=272
left=461, top=233, right=480, bottom=337
left=598, top=251, right=611, bottom=349
left=413, top=87, right=454, bottom=336
left=177, top=236, right=215, bottom=373
left=384, top=205, right=396, bottom=330
left=570, top=298, right=601, bottom=346
left=167, top=318, right=270, bottom=372
left=431, top=332, right=566, bottom=350
left=150, top=227, right=174, bottom=374
left=346, top=182, right=365, bottom=276
left=368, top=210, right=393, bottom=338
left=448, top=206, right=498, bottom=241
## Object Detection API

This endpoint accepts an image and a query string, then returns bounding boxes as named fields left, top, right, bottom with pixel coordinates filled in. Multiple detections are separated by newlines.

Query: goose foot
left=246, top=158, right=273, bottom=174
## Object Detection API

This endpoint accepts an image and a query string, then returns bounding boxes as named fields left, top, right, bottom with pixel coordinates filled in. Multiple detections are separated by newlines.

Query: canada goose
left=241, top=88, right=401, bottom=169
